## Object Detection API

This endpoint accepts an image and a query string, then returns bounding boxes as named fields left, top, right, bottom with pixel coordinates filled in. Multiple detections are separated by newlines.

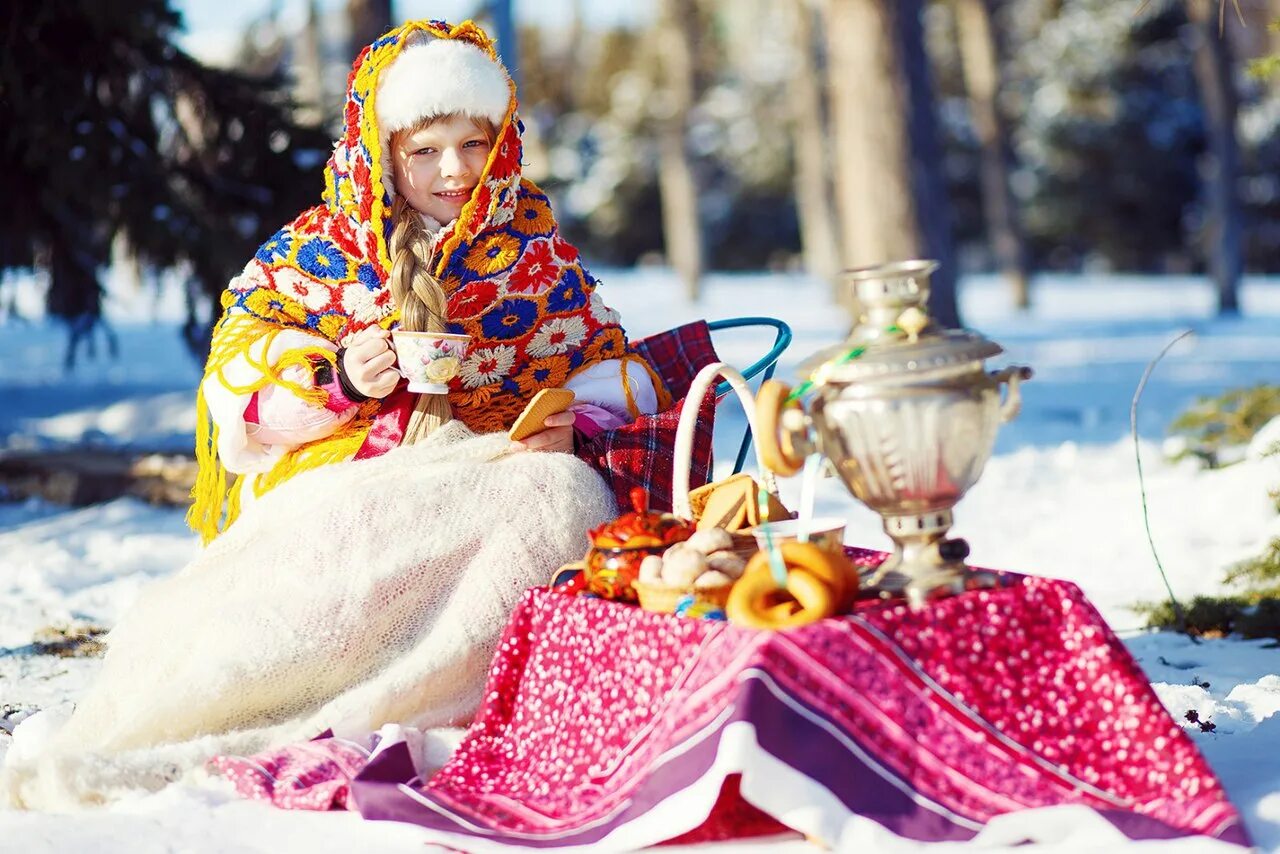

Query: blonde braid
left=388, top=195, right=453, bottom=445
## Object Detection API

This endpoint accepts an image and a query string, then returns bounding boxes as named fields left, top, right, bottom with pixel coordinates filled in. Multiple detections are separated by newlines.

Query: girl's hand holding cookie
left=510, top=411, right=575, bottom=453
left=343, top=326, right=401, bottom=399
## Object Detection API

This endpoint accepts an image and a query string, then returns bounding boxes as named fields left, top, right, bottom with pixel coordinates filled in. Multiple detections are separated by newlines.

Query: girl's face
left=391, top=115, right=493, bottom=224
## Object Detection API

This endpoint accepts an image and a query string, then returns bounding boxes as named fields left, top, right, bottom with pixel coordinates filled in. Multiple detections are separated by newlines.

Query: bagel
left=755, top=380, right=806, bottom=477
left=780, top=542, right=853, bottom=609
left=726, top=542, right=854, bottom=629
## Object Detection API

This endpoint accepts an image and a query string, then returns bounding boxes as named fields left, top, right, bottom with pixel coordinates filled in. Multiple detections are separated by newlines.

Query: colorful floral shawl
left=190, top=19, right=667, bottom=544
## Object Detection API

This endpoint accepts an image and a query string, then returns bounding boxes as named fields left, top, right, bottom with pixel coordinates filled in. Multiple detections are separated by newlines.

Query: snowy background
left=1, top=270, right=1278, bottom=851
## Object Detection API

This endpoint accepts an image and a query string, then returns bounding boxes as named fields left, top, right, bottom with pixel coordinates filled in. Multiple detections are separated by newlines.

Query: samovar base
left=863, top=509, right=995, bottom=607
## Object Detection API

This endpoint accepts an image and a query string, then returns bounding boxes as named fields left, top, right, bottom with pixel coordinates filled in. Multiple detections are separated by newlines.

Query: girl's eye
left=463, top=140, right=488, bottom=149
left=413, top=147, right=437, bottom=156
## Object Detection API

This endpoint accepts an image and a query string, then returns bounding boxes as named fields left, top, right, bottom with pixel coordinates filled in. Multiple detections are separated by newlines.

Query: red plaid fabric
left=575, top=321, right=719, bottom=513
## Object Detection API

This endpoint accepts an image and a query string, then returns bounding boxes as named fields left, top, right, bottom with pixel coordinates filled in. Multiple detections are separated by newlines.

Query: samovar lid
left=799, top=329, right=1002, bottom=383
left=798, top=260, right=1003, bottom=384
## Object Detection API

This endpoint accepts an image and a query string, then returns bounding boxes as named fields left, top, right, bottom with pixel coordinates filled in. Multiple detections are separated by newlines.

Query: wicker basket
left=633, top=578, right=734, bottom=615
left=630, top=362, right=792, bottom=617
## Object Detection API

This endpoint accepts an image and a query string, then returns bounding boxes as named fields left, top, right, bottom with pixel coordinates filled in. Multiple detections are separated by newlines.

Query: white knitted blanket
left=2, top=422, right=614, bottom=809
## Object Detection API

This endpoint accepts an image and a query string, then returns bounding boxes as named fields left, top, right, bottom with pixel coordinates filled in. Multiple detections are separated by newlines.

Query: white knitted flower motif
left=340, top=282, right=381, bottom=324
left=526, top=316, right=588, bottom=358
left=459, top=343, right=517, bottom=389
left=228, top=263, right=261, bottom=294
left=274, top=268, right=337, bottom=313
left=587, top=291, right=620, bottom=326
left=488, top=177, right=516, bottom=227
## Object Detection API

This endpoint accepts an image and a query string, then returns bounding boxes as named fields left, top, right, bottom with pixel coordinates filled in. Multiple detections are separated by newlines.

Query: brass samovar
left=756, top=260, right=1032, bottom=605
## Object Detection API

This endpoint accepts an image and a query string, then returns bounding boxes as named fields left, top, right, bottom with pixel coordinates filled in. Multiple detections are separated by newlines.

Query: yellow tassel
left=186, top=384, right=229, bottom=545
left=189, top=312, right=374, bottom=543
left=226, top=474, right=244, bottom=529
left=251, top=423, right=372, bottom=498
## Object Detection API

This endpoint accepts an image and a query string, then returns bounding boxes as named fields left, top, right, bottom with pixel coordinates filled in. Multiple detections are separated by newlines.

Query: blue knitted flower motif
left=255, top=229, right=292, bottom=263
left=296, top=238, right=349, bottom=281
left=480, top=298, right=539, bottom=340
left=356, top=262, right=381, bottom=290
left=545, top=268, right=586, bottom=313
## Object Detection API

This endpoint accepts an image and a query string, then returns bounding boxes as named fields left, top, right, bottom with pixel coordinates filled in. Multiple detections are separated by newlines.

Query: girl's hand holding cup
left=342, top=326, right=401, bottom=399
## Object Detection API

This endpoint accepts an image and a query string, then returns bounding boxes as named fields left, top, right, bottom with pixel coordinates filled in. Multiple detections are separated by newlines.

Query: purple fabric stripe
left=349, top=671, right=1246, bottom=849
left=735, top=673, right=980, bottom=843
left=1091, top=809, right=1249, bottom=848
left=351, top=674, right=976, bottom=847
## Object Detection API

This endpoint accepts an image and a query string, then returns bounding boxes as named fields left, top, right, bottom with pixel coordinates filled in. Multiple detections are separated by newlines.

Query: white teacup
left=390, top=331, right=471, bottom=394
left=752, top=517, right=847, bottom=555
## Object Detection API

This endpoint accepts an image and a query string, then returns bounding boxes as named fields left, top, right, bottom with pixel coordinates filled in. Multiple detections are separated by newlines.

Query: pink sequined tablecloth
left=216, top=553, right=1248, bottom=851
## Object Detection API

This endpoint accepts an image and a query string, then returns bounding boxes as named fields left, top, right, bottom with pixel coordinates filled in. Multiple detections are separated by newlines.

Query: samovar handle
left=755, top=380, right=813, bottom=476
left=991, top=366, right=1033, bottom=423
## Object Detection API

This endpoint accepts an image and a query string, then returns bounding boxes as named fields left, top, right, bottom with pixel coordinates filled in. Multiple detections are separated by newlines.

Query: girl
left=3, top=19, right=668, bottom=809
left=192, top=19, right=666, bottom=534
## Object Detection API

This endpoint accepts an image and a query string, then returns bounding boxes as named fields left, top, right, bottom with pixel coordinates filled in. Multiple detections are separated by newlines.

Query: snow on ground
left=1, top=268, right=1278, bottom=851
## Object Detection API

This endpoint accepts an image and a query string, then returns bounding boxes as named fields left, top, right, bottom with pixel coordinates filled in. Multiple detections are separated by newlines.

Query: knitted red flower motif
left=490, top=131, right=521, bottom=175
left=470, top=182, right=494, bottom=221
left=360, top=228, right=380, bottom=267
left=354, top=158, right=373, bottom=221
left=506, top=241, right=557, bottom=295
left=551, top=235, right=580, bottom=265
left=451, top=280, right=500, bottom=320
left=344, top=100, right=361, bottom=140
left=326, top=215, right=362, bottom=259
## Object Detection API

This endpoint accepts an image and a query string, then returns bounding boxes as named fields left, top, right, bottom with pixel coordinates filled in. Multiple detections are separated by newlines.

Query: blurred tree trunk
left=654, top=0, right=705, bottom=301
left=491, top=0, right=520, bottom=86
left=1270, top=0, right=1280, bottom=84
left=296, top=0, right=326, bottom=126
left=563, top=0, right=585, bottom=107
left=898, top=0, right=960, bottom=327
left=788, top=1, right=844, bottom=300
left=1187, top=0, right=1242, bottom=315
left=347, top=0, right=392, bottom=60
left=954, top=0, right=1030, bottom=310
left=825, top=0, right=960, bottom=327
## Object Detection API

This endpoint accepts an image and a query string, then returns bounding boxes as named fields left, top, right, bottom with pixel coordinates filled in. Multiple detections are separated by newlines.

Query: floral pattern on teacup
left=424, top=355, right=460, bottom=382
left=393, top=333, right=470, bottom=392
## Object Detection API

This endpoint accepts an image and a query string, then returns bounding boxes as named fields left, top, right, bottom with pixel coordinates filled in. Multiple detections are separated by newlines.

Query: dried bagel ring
left=728, top=566, right=835, bottom=629
left=726, top=542, right=845, bottom=629
left=784, top=543, right=853, bottom=609
left=755, top=541, right=856, bottom=610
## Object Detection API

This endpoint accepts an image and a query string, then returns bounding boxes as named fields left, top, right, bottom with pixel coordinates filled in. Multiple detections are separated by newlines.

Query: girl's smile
left=433, top=187, right=474, bottom=207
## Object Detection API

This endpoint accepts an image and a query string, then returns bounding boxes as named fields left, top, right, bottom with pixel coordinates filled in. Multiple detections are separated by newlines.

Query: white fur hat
left=376, top=36, right=511, bottom=137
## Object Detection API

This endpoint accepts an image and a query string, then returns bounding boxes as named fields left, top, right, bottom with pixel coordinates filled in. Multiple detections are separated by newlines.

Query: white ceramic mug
left=390, top=331, right=471, bottom=394
left=752, top=517, right=847, bottom=555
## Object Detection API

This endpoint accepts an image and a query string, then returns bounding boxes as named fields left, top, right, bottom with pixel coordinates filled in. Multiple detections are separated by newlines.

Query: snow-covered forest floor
left=1, top=269, right=1278, bottom=851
